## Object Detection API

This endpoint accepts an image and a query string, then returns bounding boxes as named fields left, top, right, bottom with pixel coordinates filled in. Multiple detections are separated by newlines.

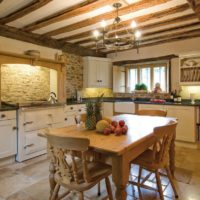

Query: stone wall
left=65, top=53, right=83, bottom=98
left=1, top=64, right=50, bottom=103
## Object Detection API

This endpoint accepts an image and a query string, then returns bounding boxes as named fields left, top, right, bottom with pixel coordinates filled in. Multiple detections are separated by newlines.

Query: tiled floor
left=0, top=146, right=200, bottom=200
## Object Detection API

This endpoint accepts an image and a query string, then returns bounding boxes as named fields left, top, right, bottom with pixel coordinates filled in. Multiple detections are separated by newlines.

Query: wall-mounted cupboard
left=83, top=57, right=112, bottom=88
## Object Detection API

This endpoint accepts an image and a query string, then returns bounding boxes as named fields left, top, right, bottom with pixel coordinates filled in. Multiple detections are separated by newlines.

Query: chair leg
left=79, top=192, right=84, bottom=200
left=97, top=181, right=101, bottom=196
left=166, top=167, right=179, bottom=198
left=105, top=177, right=114, bottom=200
left=50, top=183, right=60, bottom=200
left=155, top=170, right=164, bottom=200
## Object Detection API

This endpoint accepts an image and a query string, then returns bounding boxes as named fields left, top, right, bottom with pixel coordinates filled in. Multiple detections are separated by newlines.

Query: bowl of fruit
left=96, top=118, right=128, bottom=136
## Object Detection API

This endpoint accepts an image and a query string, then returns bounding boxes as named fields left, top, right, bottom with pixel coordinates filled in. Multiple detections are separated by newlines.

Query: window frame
left=127, top=61, right=169, bottom=92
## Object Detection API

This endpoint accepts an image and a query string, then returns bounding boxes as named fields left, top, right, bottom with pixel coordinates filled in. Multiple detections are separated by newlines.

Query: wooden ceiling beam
left=59, top=3, right=191, bottom=42
left=187, top=0, right=200, bottom=19
left=76, top=20, right=200, bottom=45
left=85, top=27, right=200, bottom=50
left=105, top=34, right=200, bottom=54
left=0, top=0, right=53, bottom=24
left=23, top=0, right=116, bottom=32
left=0, top=24, right=105, bottom=57
left=44, top=0, right=172, bottom=37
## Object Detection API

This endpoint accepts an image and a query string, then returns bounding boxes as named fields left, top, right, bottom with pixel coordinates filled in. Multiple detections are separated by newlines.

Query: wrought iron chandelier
left=93, top=2, right=141, bottom=52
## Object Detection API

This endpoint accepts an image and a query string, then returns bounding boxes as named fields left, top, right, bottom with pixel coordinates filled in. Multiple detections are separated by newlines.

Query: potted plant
left=134, top=83, right=148, bottom=93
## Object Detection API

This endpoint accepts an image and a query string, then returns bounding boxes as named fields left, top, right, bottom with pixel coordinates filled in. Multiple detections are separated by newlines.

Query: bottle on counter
left=173, top=90, right=178, bottom=102
left=170, top=91, right=174, bottom=100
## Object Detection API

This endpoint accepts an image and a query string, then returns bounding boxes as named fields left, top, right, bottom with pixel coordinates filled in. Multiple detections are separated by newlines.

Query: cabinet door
left=138, top=104, right=166, bottom=111
left=87, top=59, right=99, bottom=87
left=103, top=102, right=113, bottom=117
left=98, top=61, right=112, bottom=88
left=0, top=119, right=17, bottom=158
left=166, top=106, right=196, bottom=142
left=25, top=131, right=47, bottom=155
left=114, top=102, right=135, bottom=114
left=23, top=110, right=48, bottom=132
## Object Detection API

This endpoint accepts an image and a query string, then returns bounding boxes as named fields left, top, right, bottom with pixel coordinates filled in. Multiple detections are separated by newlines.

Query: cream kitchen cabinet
left=0, top=110, right=17, bottom=159
left=103, top=102, right=114, bottom=117
left=137, top=104, right=197, bottom=143
left=83, top=57, right=112, bottom=88
left=166, top=106, right=197, bottom=142
left=64, top=104, right=86, bottom=126
left=114, top=102, right=135, bottom=114
left=16, top=106, right=66, bottom=162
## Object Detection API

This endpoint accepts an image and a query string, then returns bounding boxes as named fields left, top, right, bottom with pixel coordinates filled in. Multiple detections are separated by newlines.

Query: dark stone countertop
left=67, top=98, right=200, bottom=107
left=134, top=100, right=200, bottom=107
left=0, top=103, right=18, bottom=111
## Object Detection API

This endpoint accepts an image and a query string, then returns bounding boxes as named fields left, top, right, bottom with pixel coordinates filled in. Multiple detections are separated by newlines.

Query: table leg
left=112, top=155, right=129, bottom=200
left=169, top=131, right=176, bottom=177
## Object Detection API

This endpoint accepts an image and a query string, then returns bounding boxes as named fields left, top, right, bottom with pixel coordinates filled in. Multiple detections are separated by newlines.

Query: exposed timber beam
left=59, top=3, right=190, bottom=42
left=44, top=0, right=172, bottom=37
left=0, top=0, right=53, bottom=24
left=23, top=0, right=116, bottom=32
left=0, top=25, right=105, bottom=57
left=187, top=0, right=200, bottom=19
left=75, top=21, right=200, bottom=45
left=105, top=30, right=200, bottom=54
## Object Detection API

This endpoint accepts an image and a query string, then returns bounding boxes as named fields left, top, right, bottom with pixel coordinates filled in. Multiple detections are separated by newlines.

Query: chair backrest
left=137, top=109, right=167, bottom=117
left=47, top=134, right=90, bottom=184
left=152, top=121, right=177, bottom=165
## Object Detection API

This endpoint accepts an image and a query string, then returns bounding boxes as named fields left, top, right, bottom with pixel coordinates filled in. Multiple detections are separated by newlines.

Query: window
left=128, top=62, right=169, bottom=92
left=129, top=68, right=138, bottom=91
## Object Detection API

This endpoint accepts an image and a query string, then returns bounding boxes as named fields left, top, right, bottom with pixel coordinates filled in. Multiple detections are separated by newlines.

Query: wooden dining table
left=41, top=114, right=177, bottom=200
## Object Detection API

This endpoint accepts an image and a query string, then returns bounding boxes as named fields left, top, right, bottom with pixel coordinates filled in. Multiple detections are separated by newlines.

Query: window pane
left=140, top=68, right=151, bottom=90
left=153, top=67, right=166, bottom=92
left=129, top=68, right=138, bottom=91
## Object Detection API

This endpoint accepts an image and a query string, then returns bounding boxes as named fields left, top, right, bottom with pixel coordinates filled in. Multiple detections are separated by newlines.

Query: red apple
left=122, top=125, right=128, bottom=135
left=119, top=120, right=125, bottom=127
left=115, top=127, right=122, bottom=136
left=109, top=125, right=115, bottom=133
left=104, top=128, right=111, bottom=135
left=111, top=121, right=118, bottom=128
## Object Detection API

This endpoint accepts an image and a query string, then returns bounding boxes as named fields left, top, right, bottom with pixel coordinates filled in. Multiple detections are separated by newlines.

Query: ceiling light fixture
left=93, top=2, right=141, bottom=53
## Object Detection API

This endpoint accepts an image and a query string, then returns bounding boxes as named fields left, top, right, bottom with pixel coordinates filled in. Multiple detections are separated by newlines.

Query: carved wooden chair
left=129, top=121, right=178, bottom=200
left=47, top=134, right=113, bottom=200
left=137, top=109, right=167, bottom=117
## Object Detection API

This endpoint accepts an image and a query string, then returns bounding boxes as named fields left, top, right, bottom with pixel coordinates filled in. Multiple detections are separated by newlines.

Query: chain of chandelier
left=92, top=2, right=142, bottom=52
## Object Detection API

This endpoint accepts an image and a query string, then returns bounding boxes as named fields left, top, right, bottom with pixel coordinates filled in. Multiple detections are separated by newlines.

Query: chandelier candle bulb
left=93, top=30, right=100, bottom=39
left=131, top=21, right=137, bottom=28
left=100, top=20, right=107, bottom=28
left=135, top=30, right=141, bottom=38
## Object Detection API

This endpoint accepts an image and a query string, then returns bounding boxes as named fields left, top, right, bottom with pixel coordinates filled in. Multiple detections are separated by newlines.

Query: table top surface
left=47, top=114, right=176, bottom=155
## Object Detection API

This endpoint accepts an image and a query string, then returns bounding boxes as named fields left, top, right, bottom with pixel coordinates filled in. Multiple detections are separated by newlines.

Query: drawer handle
left=1, top=114, right=6, bottom=118
left=70, top=107, right=73, bottom=110
left=48, top=114, right=52, bottom=116
left=65, top=118, right=68, bottom=121
left=78, top=109, right=81, bottom=112
left=24, top=144, right=34, bottom=149
left=13, top=126, right=17, bottom=130
left=23, top=121, right=33, bottom=126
